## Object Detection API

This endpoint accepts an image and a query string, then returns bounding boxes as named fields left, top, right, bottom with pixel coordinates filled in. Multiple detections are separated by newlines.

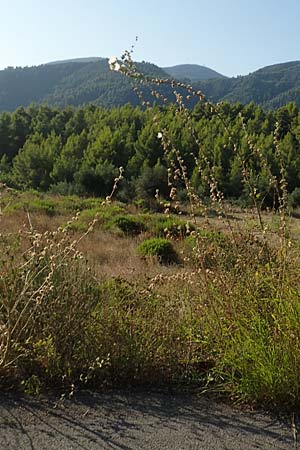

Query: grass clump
left=196, top=263, right=300, bottom=411
left=0, top=225, right=202, bottom=391
left=0, top=225, right=101, bottom=389
left=137, top=238, right=179, bottom=264
left=89, top=278, right=204, bottom=385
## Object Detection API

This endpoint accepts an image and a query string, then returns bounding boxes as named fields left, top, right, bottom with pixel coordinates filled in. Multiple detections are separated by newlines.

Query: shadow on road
left=0, top=390, right=293, bottom=450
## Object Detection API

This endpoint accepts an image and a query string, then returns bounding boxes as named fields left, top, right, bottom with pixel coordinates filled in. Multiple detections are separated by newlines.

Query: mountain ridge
left=1, top=58, right=300, bottom=111
left=163, top=63, right=226, bottom=80
left=47, top=57, right=105, bottom=65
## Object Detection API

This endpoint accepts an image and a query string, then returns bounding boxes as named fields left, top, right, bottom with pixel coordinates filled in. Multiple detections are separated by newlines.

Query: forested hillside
left=0, top=60, right=169, bottom=111
left=1, top=101, right=300, bottom=207
left=163, top=64, right=226, bottom=81
left=1, top=59, right=300, bottom=112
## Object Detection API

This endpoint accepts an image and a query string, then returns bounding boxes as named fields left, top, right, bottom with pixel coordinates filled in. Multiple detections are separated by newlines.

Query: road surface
left=0, top=389, right=294, bottom=449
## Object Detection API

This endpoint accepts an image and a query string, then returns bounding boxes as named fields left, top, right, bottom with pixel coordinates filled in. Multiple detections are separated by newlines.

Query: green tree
left=51, top=131, right=87, bottom=183
left=13, top=133, right=62, bottom=190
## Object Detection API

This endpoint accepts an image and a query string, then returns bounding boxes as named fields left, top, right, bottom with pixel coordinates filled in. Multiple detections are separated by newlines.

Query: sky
left=1, top=0, right=300, bottom=77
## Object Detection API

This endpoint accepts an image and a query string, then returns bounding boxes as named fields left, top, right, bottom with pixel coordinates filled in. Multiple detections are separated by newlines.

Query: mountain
left=197, top=61, right=300, bottom=109
left=1, top=58, right=300, bottom=112
left=47, top=57, right=104, bottom=65
left=0, top=59, right=169, bottom=111
left=0, top=62, right=88, bottom=111
left=163, top=64, right=226, bottom=81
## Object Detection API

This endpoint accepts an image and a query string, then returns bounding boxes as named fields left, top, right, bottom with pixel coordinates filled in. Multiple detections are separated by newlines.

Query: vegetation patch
left=3, top=53, right=300, bottom=415
left=148, top=215, right=195, bottom=239
left=113, top=215, right=147, bottom=236
left=137, top=238, right=179, bottom=264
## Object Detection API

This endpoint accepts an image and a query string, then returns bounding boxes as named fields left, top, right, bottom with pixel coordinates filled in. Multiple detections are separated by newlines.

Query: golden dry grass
left=0, top=208, right=193, bottom=282
left=2, top=204, right=300, bottom=278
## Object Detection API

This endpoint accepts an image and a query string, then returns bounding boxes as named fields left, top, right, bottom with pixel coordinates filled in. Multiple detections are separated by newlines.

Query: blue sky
left=1, top=0, right=299, bottom=76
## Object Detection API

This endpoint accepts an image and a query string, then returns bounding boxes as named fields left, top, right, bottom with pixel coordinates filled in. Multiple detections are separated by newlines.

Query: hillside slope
left=163, top=64, right=226, bottom=80
left=1, top=59, right=300, bottom=111
left=198, top=61, right=300, bottom=108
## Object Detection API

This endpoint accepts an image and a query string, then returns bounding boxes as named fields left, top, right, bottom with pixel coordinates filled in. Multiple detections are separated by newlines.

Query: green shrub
left=5, top=196, right=57, bottom=216
left=62, top=220, right=89, bottom=232
left=137, top=238, right=178, bottom=264
left=48, top=182, right=85, bottom=196
left=113, top=215, right=147, bottom=236
left=149, top=215, right=195, bottom=239
left=28, top=199, right=57, bottom=216
left=289, top=187, right=300, bottom=209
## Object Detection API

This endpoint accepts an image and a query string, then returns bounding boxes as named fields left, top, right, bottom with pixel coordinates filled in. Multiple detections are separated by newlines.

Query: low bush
left=289, top=187, right=300, bottom=209
left=137, top=238, right=179, bottom=264
left=149, top=216, right=195, bottom=239
left=113, top=215, right=147, bottom=236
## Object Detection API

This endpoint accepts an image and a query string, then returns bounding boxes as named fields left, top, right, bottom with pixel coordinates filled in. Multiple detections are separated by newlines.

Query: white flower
left=108, top=56, right=122, bottom=72
left=108, top=56, right=117, bottom=65
left=157, top=132, right=163, bottom=139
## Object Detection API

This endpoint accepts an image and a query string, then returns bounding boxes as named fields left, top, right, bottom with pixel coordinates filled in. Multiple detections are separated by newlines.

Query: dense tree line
left=1, top=101, right=300, bottom=207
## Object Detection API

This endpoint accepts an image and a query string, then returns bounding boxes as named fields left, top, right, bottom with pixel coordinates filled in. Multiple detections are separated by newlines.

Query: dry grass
left=0, top=206, right=197, bottom=282
left=1, top=195, right=300, bottom=412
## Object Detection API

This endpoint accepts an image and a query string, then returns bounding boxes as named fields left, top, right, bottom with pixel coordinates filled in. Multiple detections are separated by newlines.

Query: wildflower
left=108, top=56, right=117, bottom=66
left=108, top=56, right=121, bottom=72
left=157, top=132, right=163, bottom=139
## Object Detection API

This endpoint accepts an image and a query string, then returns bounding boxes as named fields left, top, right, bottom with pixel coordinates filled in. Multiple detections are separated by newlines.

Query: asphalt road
left=0, top=390, right=294, bottom=449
